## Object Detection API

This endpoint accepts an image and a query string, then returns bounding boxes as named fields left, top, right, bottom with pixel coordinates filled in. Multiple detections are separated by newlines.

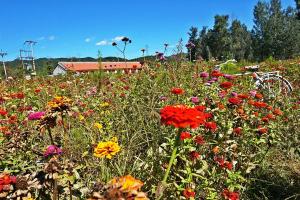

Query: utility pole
left=24, top=40, right=37, bottom=72
left=0, top=50, right=8, bottom=80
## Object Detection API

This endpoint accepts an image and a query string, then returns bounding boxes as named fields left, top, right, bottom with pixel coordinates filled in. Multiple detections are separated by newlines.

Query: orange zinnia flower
left=273, top=108, right=283, bottom=116
left=171, top=87, right=184, bottom=95
left=183, top=188, right=196, bottom=199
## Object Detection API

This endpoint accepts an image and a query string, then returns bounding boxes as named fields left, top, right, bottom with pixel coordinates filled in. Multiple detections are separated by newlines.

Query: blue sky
left=0, top=0, right=296, bottom=60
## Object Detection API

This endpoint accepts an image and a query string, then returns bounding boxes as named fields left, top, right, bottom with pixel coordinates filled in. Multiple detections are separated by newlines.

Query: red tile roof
left=59, top=62, right=143, bottom=72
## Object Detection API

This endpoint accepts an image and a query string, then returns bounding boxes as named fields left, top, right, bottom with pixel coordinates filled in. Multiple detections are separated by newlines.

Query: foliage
left=187, top=0, right=300, bottom=61
left=0, top=58, right=299, bottom=199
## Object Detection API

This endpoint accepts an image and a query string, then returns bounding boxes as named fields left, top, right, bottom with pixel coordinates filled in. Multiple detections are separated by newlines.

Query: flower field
left=0, top=59, right=299, bottom=200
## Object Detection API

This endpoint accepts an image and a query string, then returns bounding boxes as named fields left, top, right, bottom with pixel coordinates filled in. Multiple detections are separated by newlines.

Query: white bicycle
left=215, top=60, right=293, bottom=98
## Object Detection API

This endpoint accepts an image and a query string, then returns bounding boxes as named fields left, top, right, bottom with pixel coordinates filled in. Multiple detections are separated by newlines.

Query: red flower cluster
left=220, top=82, right=233, bottom=89
left=160, top=105, right=210, bottom=128
left=222, top=189, right=239, bottom=200
left=194, top=135, right=205, bottom=145
left=171, top=87, right=184, bottom=95
left=183, top=188, right=196, bottom=199
left=204, top=121, right=217, bottom=132
left=257, top=126, right=268, bottom=134
left=0, top=109, right=7, bottom=116
left=273, top=108, right=283, bottom=116
left=180, top=132, right=192, bottom=140
left=253, top=101, right=268, bottom=108
left=0, top=173, right=16, bottom=192
left=211, top=70, right=223, bottom=77
left=10, top=92, right=25, bottom=99
left=189, top=151, right=200, bottom=161
left=228, top=97, right=242, bottom=105
left=214, top=156, right=233, bottom=170
left=233, top=127, right=242, bottom=136
left=237, top=93, right=249, bottom=99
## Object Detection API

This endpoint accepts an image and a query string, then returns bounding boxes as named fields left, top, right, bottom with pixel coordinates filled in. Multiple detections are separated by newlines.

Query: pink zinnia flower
left=28, top=111, right=45, bottom=120
left=191, top=97, right=200, bottom=104
left=223, top=74, right=235, bottom=80
left=44, top=145, right=63, bottom=157
left=231, top=92, right=238, bottom=97
left=200, top=72, right=209, bottom=78
left=249, top=90, right=257, bottom=97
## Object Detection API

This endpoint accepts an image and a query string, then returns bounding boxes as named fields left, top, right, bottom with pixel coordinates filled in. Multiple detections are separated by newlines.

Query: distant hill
left=0, top=54, right=186, bottom=76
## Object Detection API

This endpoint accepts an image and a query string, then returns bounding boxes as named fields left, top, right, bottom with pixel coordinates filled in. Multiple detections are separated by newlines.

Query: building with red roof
left=53, top=61, right=144, bottom=75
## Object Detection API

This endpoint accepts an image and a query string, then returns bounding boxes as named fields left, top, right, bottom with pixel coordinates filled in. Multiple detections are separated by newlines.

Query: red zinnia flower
left=183, top=188, right=196, bottom=199
left=180, top=132, right=192, bottom=141
left=195, top=105, right=206, bottom=112
left=258, top=126, right=268, bottom=134
left=255, top=93, right=263, bottom=99
left=160, top=105, right=210, bottom=128
left=211, top=70, right=223, bottom=77
left=222, top=189, right=240, bottom=200
left=237, top=94, right=249, bottom=99
left=262, top=117, right=269, bottom=123
left=233, top=127, right=242, bottom=136
left=225, top=161, right=233, bottom=170
left=171, top=87, right=184, bottom=95
left=266, top=113, right=275, bottom=120
left=228, top=97, right=242, bottom=105
left=273, top=108, right=283, bottom=116
left=253, top=101, right=268, bottom=108
left=0, top=109, right=7, bottom=116
left=204, top=121, right=217, bottom=132
left=194, top=135, right=205, bottom=145
left=220, top=82, right=233, bottom=89
left=189, top=151, right=200, bottom=161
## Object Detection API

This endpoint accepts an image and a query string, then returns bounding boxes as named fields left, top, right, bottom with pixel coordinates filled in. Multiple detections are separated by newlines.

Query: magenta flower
left=223, top=74, right=235, bottom=80
left=159, top=96, right=168, bottom=101
left=249, top=90, right=257, bottom=97
left=44, top=145, right=63, bottom=157
left=212, top=77, right=218, bottom=82
left=219, top=91, right=227, bottom=98
left=207, top=80, right=215, bottom=84
left=200, top=72, right=209, bottom=78
left=28, top=111, right=45, bottom=120
left=231, top=92, right=238, bottom=97
left=191, top=97, right=200, bottom=104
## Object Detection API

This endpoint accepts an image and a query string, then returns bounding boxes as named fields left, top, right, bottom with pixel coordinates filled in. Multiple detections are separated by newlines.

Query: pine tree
left=230, top=20, right=252, bottom=60
left=209, top=15, right=231, bottom=60
left=187, top=27, right=199, bottom=61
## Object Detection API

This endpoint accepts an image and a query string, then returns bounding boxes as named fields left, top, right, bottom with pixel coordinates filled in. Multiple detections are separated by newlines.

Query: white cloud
left=113, top=36, right=124, bottom=41
left=38, top=36, right=45, bottom=41
left=48, top=35, right=55, bottom=41
left=96, top=40, right=108, bottom=46
left=85, top=38, right=91, bottom=43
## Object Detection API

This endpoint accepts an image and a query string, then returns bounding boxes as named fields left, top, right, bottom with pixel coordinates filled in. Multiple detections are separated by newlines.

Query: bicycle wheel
left=255, top=74, right=293, bottom=99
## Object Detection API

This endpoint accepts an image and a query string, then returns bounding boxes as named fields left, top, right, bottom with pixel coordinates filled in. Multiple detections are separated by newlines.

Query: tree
left=252, top=0, right=300, bottom=60
left=209, top=15, right=231, bottom=60
left=230, top=20, right=252, bottom=60
left=197, top=27, right=211, bottom=60
left=187, top=27, right=199, bottom=61
left=295, top=0, right=300, bottom=19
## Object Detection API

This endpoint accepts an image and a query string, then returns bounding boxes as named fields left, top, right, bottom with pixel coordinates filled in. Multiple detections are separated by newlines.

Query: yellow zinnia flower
left=94, top=122, right=103, bottom=129
left=79, top=114, right=85, bottom=121
left=100, top=102, right=110, bottom=108
left=94, top=137, right=121, bottom=159
left=110, top=175, right=143, bottom=192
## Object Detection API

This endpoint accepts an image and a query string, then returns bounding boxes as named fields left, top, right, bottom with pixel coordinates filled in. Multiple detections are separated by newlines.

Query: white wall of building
left=53, top=65, right=67, bottom=76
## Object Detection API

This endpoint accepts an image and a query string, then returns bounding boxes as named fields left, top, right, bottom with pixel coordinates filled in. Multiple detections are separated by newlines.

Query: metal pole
left=0, top=50, right=8, bottom=80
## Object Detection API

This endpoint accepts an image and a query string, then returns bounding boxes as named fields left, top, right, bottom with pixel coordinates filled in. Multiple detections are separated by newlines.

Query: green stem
left=156, top=130, right=181, bottom=199
left=162, top=136, right=180, bottom=183
left=47, top=126, right=55, bottom=145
